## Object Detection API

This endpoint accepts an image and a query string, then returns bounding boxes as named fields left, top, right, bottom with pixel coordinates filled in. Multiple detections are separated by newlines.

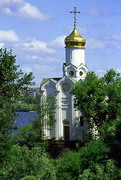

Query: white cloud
left=41, top=56, right=61, bottom=63
left=48, top=35, right=66, bottom=48
left=95, top=69, right=106, bottom=73
left=87, top=37, right=121, bottom=50
left=86, top=36, right=121, bottom=49
left=78, top=27, right=88, bottom=35
left=87, top=39, right=107, bottom=49
left=95, top=69, right=121, bottom=77
left=90, top=23, right=107, bottom=28
left=20, top=38, right=55, bottom=53
left=26, top=55, right=61, bottom=63
left=25, top=55, right=40, bottom=60
left=111, top=42, right=121, bottom=49
left=116, top=69, right=121, bottom=73
left=104, top=35, right=121, bottom=49
left=22, top=64, right=57, bottom=76
left=30, top=55, right=39, bottom=60
left=110, top=35, right=121, bottom=40
left=0, top=0, right=50, bottom=20
left=22, top=66, right=32, bottom=73
left=94, top=69, right=107, bottom=77
left=33, top=64, right=56, bottom=73
left=0, top=30, right=19, bottom=42
left=17, top=2, right=50, bottom=20
left=88, top=7, right=116, bottom=17
left=88, top=7, right=101, bottom=16
left=0, top=0, right=24, bottom=5
left=0, top=43, right=5, bottom=48
left=0, top=29, right=56, bottom=54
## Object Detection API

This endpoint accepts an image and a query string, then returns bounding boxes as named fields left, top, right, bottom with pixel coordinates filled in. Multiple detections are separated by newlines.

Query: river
left=12, top=112, right=38, bottom=134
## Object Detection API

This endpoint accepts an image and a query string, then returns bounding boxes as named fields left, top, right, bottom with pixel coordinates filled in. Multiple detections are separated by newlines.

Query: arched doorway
left=63, top=119, right=70, bottom=140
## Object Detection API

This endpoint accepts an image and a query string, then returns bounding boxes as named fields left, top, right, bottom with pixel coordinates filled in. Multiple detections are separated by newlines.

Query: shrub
left=0, top=145, right=57, bottom=180
left=79, top=159, right=121, bottom=180
left=79, top=138, right=109, bottom=171
left=56, top=150, right=80, bottom=180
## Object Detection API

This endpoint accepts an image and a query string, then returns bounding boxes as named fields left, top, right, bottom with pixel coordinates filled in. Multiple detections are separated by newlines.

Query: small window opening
left=80, top=116, right=84, bottom=126
left=69, top=70, right=74, bottom=76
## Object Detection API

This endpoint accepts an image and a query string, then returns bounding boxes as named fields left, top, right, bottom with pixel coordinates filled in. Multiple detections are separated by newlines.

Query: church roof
left=40, top=76, right=83, bottom=88
left=40, top=78, right=49, bottom=87
left=40, top=77, right=62, bottom=87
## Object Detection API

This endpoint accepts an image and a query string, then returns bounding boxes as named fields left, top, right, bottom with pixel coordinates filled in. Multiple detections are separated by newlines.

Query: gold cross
left=70, top=7, right=80, bottom=27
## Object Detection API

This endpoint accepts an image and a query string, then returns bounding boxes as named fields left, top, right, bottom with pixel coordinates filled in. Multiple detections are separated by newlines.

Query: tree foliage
left=72, top=69, right=121, bottom=128
left=15, top=95, right=57, bottom=146
left=55, top=137, right=121, bottom=180
left=0, top=145, right=57, bottom=180
left=0, top=48, right=34, bottom=134
left=99, top=117, right=121, bottom=166
left=1, top=51, right=121, bottom=180
left=33, top=95, right=57, bottom=140
left=0, top=48, right=34, bottom=164
left=79, top=159, right=120, bottom=180
left=56, top=150, right=80, bottom=180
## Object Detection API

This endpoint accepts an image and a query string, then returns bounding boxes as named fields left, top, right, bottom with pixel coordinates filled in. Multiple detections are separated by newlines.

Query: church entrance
left=64, top=126, right=70, bottom=140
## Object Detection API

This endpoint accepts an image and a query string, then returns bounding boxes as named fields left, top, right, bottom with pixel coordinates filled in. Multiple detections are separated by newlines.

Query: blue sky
left=0, top=0, right=121, bottom=87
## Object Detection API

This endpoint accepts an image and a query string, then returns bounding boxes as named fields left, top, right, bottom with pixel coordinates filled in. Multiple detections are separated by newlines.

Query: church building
left=40, top=8, right=88, bottom=140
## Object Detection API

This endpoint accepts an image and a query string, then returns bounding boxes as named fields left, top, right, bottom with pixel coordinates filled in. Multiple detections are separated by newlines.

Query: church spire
left=70, top=7, right=80, bottom=28
left=65, top=7, right=86, bottom=49
left=64, top=7, right=86, bottom=68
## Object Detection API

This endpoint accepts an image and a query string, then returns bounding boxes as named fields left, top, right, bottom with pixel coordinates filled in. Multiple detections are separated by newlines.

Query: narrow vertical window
left=80, top=116, right=84, bottom=126
left=70, top=52, right=72, bottom=60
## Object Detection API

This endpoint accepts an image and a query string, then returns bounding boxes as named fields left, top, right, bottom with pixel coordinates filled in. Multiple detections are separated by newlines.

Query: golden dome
left=65, top=27, right=86, bottom=48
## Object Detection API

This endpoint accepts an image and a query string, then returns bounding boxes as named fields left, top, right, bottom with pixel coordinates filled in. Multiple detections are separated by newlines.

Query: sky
left=0, top=0, right=121, bottom=87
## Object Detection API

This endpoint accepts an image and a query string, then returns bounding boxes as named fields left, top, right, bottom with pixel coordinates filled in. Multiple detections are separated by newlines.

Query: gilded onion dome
left=65, top=27, right=86, bottom=48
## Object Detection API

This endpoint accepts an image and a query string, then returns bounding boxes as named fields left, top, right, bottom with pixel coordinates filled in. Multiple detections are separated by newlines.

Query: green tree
left=72, top=69, right=121, bottom=130
left=0, top=145, right=57, bottom=180
left=15, top=95, right=57, bottom=146
left=56, top=150, right=80, bottom=180
left=79, top=159, right=121, bottom=180
left=79, top=138, right=109, bottom=171
left=100, top=117, right=121, bottom=166
left=0, top=48, right=34, bottom=164
left=33, top=95, right=57, bottom=140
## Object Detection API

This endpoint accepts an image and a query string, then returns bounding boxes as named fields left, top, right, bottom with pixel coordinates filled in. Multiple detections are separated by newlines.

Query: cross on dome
left=70, top=7, right=80, bottom=27
left=65, top=7, right=86, bottom=49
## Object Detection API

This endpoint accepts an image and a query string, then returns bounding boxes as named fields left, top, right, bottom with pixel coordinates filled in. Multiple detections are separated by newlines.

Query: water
left=12, top=112, right=38, bottom=134
left=15, top=112, right=37, bottom=127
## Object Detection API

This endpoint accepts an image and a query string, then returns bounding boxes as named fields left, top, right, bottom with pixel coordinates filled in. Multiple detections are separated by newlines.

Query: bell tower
left=63, top=7, right=87, bottom=81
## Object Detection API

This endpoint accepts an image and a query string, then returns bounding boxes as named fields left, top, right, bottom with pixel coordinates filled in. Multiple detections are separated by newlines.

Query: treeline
left=14, top=94, right=40, bottom=112
left=14, top=102, right=37, bottom=112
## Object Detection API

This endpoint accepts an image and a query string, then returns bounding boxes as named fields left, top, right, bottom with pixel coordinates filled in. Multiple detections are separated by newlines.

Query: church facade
left=40, top=16, right=88, bottom=140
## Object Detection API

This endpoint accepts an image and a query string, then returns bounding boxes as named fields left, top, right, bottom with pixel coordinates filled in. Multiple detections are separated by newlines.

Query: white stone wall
left=41, top=78, right=88, bottom=140
left=65, top=48, right=85, bottom=67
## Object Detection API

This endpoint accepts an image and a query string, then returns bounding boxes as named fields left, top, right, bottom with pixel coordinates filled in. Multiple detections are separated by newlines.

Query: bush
left=99, top=118, right=121, bottom=166
left=21, top=176, right=36, bottom=180
left=79, top=159, right=121, bottom=180
left=14, top=124, right=41, bottom=147
left=79, top=138, right=109, bottom=171
left=56, top=150, right=80, bottom=180
left=0, top=145, right=57, bottom=180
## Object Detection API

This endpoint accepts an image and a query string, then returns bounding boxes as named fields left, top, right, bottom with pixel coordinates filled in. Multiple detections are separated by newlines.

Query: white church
left=40, top=8, right=88, bottom=141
